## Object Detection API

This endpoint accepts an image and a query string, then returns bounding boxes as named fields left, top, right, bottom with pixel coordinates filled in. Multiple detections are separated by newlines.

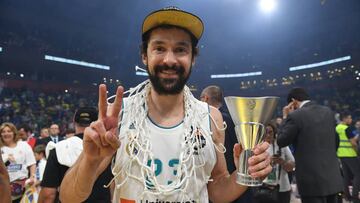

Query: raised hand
left=83, top=84, right=124, bottom=162
left=282, top=101, right=295, bottom=119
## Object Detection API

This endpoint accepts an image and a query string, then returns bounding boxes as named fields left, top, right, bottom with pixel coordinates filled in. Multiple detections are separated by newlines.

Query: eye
left=175, top=47, right=188, bottom=54
left=154, top=46, right=165, bottom=53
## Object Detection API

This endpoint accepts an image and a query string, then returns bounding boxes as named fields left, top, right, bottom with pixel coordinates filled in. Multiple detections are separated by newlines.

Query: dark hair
left=18, top=124, right=32, bottom=133
left=287, top=87, right=310, bottom=104
left=340, top=111, right=352, bottom=120
left=141, top=24, right=199, bottom=58
left=34, top=144, right=46, bottom=154
left=266, top=121, right=278, bottom=137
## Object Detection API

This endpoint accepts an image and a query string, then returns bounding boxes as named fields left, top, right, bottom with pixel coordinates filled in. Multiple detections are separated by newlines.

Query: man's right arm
left=60, top=84, right=123, bottom=202
left=59, top=153, right=113, bottom=202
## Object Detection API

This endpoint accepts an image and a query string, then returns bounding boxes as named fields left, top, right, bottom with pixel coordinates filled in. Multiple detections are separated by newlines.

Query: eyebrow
left=150, top=40, right=191, bottom=47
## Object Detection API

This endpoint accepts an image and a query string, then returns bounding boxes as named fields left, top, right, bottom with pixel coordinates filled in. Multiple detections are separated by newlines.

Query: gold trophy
left=224, top=96, right=279, bottom=186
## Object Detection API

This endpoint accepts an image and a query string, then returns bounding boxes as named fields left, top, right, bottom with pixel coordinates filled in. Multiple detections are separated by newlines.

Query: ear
left=142, top=53, right=148, bottom=65
left=201, top=95, right=208, bottom=102
left=191, top=56, right=196, bottom=67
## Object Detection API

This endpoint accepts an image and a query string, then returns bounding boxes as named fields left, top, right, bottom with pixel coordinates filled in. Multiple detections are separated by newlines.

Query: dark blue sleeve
left=346, top=126, right=356, bottom=139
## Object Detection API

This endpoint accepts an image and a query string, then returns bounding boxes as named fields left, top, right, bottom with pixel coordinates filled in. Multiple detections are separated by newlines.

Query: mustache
left=154, top=65, right=185, bottom=75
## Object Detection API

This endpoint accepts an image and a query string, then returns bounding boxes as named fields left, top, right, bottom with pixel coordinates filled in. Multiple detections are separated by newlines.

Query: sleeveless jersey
left=112, top=98, right=217, bottom=203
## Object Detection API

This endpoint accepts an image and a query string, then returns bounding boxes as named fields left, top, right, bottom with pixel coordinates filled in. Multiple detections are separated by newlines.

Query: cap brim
left=142, top=9, right=204, bottom=41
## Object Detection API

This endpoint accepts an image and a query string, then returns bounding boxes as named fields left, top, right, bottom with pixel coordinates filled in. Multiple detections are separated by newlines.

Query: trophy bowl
left=225, top=96, right=279, bottom=186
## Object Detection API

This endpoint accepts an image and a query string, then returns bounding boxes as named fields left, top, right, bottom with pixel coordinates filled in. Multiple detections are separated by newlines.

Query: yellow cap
left=142, top=7, right=204, bottom=41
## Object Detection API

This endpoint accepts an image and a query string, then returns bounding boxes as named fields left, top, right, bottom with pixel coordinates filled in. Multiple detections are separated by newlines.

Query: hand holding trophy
left=225, top=96, right=279, bottom=186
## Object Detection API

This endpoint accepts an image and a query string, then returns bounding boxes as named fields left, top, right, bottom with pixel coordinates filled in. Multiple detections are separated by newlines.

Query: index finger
left=253, top=141, right=270, bottom=155
left=110, top=86, right=124, bottom=118
left=98, top=84, right=108, bottom=119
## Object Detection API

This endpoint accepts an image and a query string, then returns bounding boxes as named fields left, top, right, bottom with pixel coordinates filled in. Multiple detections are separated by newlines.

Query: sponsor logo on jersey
left=7, top=163, right=22, bottom=172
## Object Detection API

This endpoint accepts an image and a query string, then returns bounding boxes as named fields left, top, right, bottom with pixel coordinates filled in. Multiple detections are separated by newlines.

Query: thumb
left=233, top=143, right=243, bottom=169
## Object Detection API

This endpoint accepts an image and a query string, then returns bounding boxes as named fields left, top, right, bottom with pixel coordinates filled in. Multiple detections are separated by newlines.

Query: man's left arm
left=346, top=127, right=358, bottom=151
left=207, top=106, right=271, bottom=203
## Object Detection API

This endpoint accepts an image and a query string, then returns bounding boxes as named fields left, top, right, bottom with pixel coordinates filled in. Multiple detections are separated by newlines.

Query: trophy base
left=236, top=172, right=262, bottom=186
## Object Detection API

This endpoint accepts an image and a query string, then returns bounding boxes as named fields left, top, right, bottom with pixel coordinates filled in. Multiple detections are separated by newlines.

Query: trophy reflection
left=225, top=96, right=279, bottom=186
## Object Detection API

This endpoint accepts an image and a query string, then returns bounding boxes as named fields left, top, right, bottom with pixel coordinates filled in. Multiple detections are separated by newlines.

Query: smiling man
left=60, top=7, right=272, bottom=203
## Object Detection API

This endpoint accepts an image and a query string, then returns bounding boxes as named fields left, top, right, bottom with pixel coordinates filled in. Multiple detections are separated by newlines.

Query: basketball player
left=60, top=7, right=272, bottom=203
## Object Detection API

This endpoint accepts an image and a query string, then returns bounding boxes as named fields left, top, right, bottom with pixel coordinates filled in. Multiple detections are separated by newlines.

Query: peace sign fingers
left=98, top=84, right=108, bottom=120
left=110, top=86, right=124, bottom=119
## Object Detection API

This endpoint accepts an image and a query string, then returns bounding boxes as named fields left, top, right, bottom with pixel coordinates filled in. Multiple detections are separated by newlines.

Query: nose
left=163, top=51, right=178, bottom=67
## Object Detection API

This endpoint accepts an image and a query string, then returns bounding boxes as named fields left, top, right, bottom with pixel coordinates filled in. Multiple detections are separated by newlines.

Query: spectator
left=0, top=122, right=36, bottom=203
left=277, top=87, right=343, bottom=203
left=33, top=144, right=47, bottom=188
left=18, top=124, right=41, bottom=149
left=336, top=112, right=360, bottom=202
left=39, top=128, right=49, bottom=139
left=254, top=122, right=294, bottom=203
left=42, top=124, right=63, bottom=145
left=39, top=107, right=113, bottom=203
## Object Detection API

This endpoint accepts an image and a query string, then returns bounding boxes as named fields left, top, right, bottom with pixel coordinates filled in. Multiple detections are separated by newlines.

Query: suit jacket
left=277, top=102, right=343, bottom=197
left=41, top=135, right=64, bottom=145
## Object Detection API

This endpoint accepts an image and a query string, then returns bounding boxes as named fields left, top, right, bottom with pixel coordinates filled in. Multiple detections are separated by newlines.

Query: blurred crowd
left=0, top=87, right=97, bottom=135
left=1, top=84, right=359, bottom=137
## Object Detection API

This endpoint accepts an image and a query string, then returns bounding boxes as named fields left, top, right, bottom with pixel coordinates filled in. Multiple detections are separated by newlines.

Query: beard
left=147, top=64, right=191, bottom=95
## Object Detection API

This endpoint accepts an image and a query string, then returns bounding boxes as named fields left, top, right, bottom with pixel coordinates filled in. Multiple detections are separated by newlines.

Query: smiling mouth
left=159, top=70, right=179, bottom=78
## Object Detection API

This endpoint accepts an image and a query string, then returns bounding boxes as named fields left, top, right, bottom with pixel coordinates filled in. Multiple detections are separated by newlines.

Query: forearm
left=59, top=153, right=111, bottom=202
left=350, top=138, right=358, bottom=151
left=29, top=164, right=36, bottom=178
left=38, top=188, right=56, bottom=203
left=208, top=171, right=247, bottom=203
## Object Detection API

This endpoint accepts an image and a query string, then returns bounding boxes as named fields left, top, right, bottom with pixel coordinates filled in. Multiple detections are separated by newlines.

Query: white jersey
left=1, top=141, right=36, bottom=182
left=112, top=97, right=217, bottom=203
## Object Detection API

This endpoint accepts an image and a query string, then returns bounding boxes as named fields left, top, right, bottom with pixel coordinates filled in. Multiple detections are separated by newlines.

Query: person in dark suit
left=201, top=85, right=253, bottom=203
left=42, top=124, right=64, bottom=145
left=277, top=87, right=343, bottom=203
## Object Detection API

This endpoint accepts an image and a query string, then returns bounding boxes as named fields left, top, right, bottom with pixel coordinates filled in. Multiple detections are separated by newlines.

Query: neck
left=75, top=125, right=85, bottom=134
left=147, top=88, right=185, bottom=126
left=6, top=141, right=17, bottom=148
left=210, top=103, right=221, bottom=109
